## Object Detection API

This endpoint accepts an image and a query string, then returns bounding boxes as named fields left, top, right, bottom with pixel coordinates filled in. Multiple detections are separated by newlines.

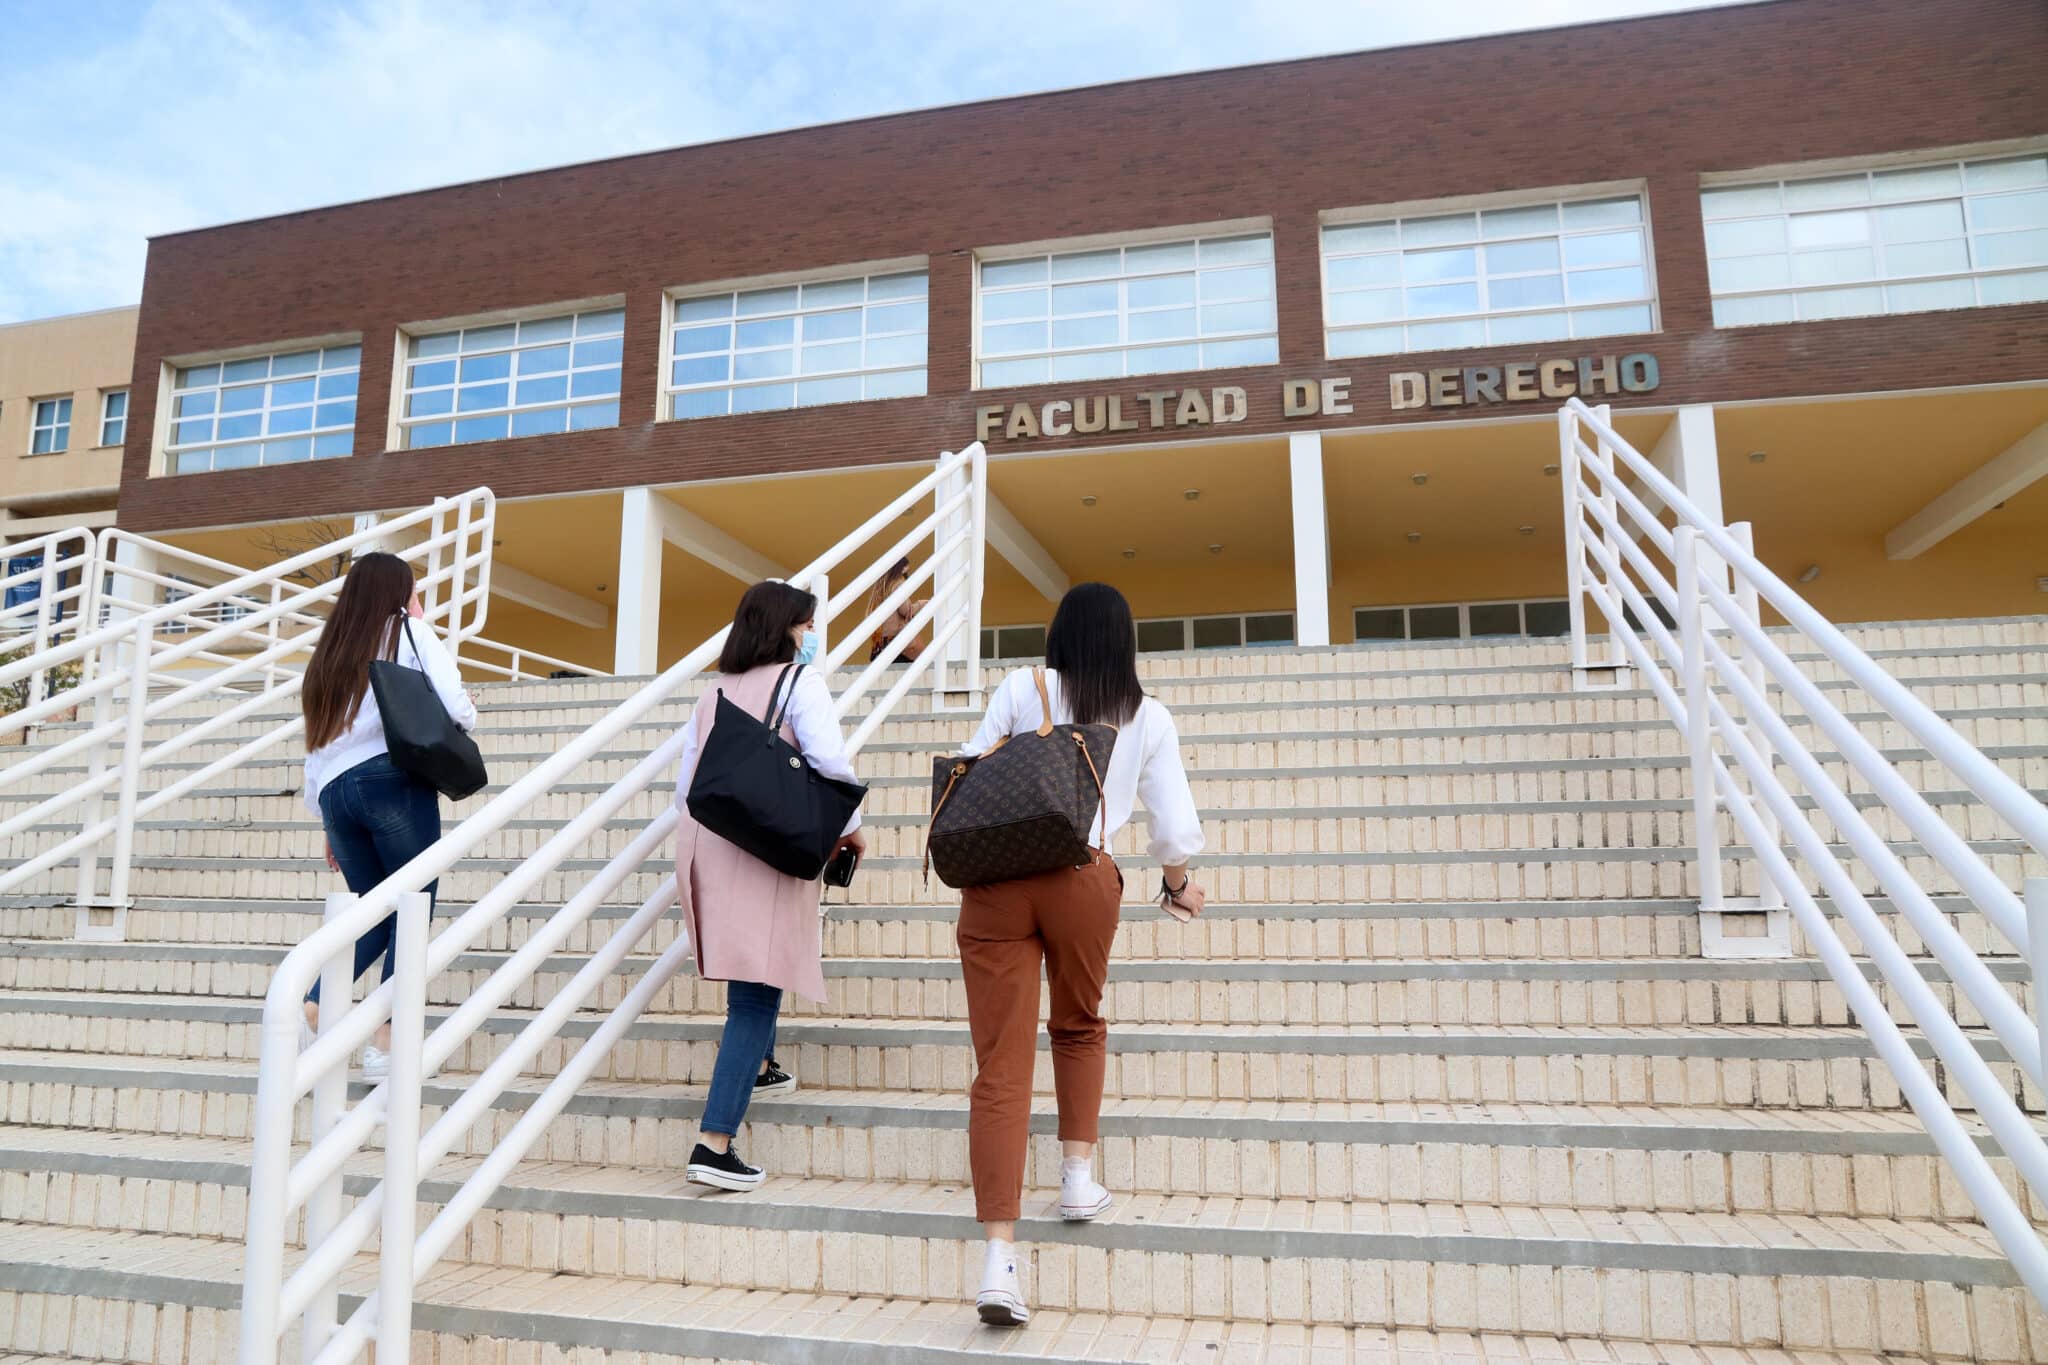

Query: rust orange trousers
left=956, top=850, right=1122, bottom=1222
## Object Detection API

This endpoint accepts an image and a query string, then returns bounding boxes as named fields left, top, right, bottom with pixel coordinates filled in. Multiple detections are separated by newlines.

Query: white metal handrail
left=1558, top=397, right=2048, bottom=1306
left=239, top=443, right=989, bottom=1364
left=0, top=492, right=495, bottom=919
left=1, top=527, right=98, bottom=712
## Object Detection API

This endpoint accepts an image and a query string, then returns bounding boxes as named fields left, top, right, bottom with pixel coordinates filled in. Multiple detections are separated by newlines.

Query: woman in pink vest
left=671, top=580, right=864, bottom=1190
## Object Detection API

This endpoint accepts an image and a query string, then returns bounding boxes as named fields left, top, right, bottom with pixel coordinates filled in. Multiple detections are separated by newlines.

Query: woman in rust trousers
left=953, top=582, right=1206, bottom=1326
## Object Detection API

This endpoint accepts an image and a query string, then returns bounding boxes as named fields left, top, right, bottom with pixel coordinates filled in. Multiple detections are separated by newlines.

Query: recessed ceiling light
left=1748, top=451, right=1768, bottom=463
left=1543, top=464, right=1559, bottom=477
left=1081, top=495, right=1097, bottom=507
left=1406, top=531, right=1422, bottom=543
left=1208, top=544, right=1223, bottom=554
left=1183, top=488, right=1201, bottom=501
left=1798, top=564, right=1821, bottom=583
left=1121, top=547, right=1137, bottom=559
left=1518, top=525, right=1535, bottom=536
left=1411, top=473, right=1429, bottom=486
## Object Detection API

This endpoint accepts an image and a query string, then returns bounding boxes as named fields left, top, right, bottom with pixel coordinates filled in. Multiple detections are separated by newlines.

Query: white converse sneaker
left=361, top=1044, right=390, bottom=1081
left=1058, top=1158, right=1112, bottom=1221
left=975, top=1239, right=1029, bottom=1326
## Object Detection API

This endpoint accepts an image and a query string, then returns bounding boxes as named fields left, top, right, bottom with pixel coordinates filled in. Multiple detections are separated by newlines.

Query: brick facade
left=119, top=0, right=2048, bottom=532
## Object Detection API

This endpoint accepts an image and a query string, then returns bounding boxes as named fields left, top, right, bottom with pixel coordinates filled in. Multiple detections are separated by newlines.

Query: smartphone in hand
left=822, top=845, right=860, bottom=888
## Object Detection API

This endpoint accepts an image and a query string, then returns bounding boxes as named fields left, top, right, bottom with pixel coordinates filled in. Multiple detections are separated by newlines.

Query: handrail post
left=28, top=546, right=57, bottom=708
left=106, top=619, right=151, bottom=909
left=965, top=443, right=989, bottom=697
left=377, top=888, right=432, bottom=1362
left=2030, top=878, right=2048, bottom=1094
left=814, top=572, right=832, bottom=661
left=1591, top=403, right=1626, bottom=670
left=264, top=582, right=282, bottom=691
left=1557, top=408, right=1592, bottom=673
left=1727, top=522, right=1784, bottom=911
left=71, top=634, right=119, bottom=920
left=1674, top=526, right=1724, bottom=913
left=303, top=892, right=358, bottom=1357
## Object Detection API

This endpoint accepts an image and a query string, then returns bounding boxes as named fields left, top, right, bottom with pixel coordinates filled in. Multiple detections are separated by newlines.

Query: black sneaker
left=754, top=1060, right=797, bottom=1096
left=686, top=1142, right=765, bottom=1192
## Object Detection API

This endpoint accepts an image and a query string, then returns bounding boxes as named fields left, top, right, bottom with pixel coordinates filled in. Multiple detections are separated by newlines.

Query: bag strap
left=1073, top=730, right=1110, bottom=853
left=1033, top=667, right=1055, bottom=737
left=395, top=612, right=422, bottom=666
left=763, top=663, right=801, bottom=729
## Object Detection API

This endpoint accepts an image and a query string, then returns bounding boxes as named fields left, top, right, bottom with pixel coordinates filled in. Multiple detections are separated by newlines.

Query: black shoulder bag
left=686, top=663, right=869, bottom=879
left=369, top=615, right=489, bottom=800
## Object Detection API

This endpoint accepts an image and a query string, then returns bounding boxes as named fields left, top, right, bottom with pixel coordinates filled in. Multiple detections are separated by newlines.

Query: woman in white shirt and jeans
left=299, top=552, right=478, bottom=1077
left=953, top=582, right=1206, bottom=1326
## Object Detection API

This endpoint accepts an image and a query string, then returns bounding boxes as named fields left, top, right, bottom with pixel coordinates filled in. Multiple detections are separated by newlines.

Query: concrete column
left=614, top=487, right=663, bottom=675
left=1648, top=405, right=1724, bottom=525
left=1288, top=431, right=1332, bottom=648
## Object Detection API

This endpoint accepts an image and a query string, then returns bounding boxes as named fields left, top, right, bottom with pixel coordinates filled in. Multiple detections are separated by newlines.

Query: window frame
left=1700, top=143, right=2048, bottom=327
left=1352, top=597, right=1574, bottom=643
left=98, top=389, right=129, bottom=448
left=28, top=396, right=72, bottom=455
left=154, top=333, right=362, bottom=477
left=972, top=217, right=1279, bottom=389
left=1136, top=611, right=1297, bottom=653
left=393, top=298, right=626, bottom=451
left=1318, top=181, right=1660, bottom=359
left=660, top=258, right=930, bottom=421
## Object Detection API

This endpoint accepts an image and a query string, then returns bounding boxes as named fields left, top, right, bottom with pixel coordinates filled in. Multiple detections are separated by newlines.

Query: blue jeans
left=701, top=979, right=783, bottom=1137
left=307, top=754, right=442, bottom=1004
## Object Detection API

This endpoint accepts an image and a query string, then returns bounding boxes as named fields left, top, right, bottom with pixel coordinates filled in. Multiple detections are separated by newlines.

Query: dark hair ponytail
left=1044, top=581, right=1142, bottom=727
left=719, top=580, right=816, bottom=674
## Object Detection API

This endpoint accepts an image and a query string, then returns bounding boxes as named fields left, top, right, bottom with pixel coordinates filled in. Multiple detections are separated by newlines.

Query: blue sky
left=0, top=0, right=1761, bottom=323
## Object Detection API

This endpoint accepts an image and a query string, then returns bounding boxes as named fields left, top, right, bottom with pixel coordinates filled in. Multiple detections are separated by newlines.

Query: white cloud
left=0, top=0, right=1761, bottom=321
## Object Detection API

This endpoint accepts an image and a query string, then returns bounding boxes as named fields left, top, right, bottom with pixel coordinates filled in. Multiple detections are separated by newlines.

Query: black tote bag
left=686, top=664, right=868, bottom=879
left=369, top=615, right=489, bottom=800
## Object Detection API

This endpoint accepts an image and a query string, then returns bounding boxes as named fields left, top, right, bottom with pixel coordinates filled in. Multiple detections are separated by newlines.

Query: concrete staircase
left=1, top=619, right=2046, bottom=1363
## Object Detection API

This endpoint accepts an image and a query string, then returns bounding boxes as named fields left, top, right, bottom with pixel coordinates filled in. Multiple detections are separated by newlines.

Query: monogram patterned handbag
left=925, top=669, right=1117, bottom=888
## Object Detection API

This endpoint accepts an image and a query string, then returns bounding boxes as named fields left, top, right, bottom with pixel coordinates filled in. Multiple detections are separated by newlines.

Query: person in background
left=866, top=556, right=927, bottom=662
left=950, top=581, right=1206, bottom=1326
left=300, top=552, right=478, bottom=1079
left=672, top=580, right=864, bottom=1191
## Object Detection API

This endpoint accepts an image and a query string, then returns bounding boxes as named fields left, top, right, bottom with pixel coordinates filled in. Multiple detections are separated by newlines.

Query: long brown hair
left=303, top=553, right=415, bottom=749
left=864, top=556, right=911, bottom=621
left=717, top=580, right=815, bottom=674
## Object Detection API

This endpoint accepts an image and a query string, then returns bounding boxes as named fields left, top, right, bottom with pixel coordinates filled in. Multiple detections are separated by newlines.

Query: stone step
left=0, top=1127, right=2030, bottom=1357
left=0, top=991, right=2027, bottom=1111
left=0, top=1052, right=2022, bottom=1220
left=6, top=1224, right=2017, bottom=1364
left=0, top=939, right=2029, bottom=1032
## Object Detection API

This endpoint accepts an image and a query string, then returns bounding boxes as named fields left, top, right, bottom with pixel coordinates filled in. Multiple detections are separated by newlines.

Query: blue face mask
left=794, top=630, right=821, bottom=667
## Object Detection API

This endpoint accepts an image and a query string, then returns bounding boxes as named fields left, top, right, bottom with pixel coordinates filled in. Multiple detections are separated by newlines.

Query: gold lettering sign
left=1391, top=353, right=1659, bottom=410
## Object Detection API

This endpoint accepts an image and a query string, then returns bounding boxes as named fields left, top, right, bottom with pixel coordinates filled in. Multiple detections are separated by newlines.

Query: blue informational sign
left=4, top=555, right=41, bottom=612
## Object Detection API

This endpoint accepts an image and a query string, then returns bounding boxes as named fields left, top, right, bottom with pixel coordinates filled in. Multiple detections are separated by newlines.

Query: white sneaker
left=361, top=1044, right=390, bottom=1081
left=1058, top=1158, right=1112, bottom=1221
left=975, top=1239, right=1029, bottom=1326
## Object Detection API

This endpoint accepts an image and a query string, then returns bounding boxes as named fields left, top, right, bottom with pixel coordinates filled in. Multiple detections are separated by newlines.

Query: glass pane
left=408, top=423, right=453, bottom=449
left=982, top=321, right=1047, bottom=355
left=1975, top=229, right=2048, bottom=268
left=455, top=414, right=508, bottom=444
left=318, top=371, right=359, bottom=399
left=313, top=432, right=353, bottom=459
left=1481, top=204, right=1557, bottom=238
left=803, top=309, right=862, bottom=342
left=671, top=355, right=730, bottom=386
left=1401, top=214, right=1476, bottom=247
left=1885, top=238, right=1971, bottom=277
left=797, top=375, right=863, bottom=406
left=982, top=289, right=1048, bottom=322
left=980, top=357, right=1048, bottom=387
left=462, top=324, right=516, bottom=352
left=1127, top=274, right=1196, bottom=309
left=509, top=407, right=569, bottom=437
left=865, top=301, right=924, bottom=335
left=737, top=286, right=800, bottom=316
left=799, top=341, right=862, bottom=373
left=460, top=353, right=511, bottom=383
left=411, top=333, right=458, bottom=359
left=1199, top=234, right=1272, bottom=265
left=1050, top=350, right=1123, bottom=381
left=1327, top=289, right=1402, bottom=325
left=1200, top=264, right=1272, bottom=302
left=1487, top=311, right=1570, bottom=344
left=175, top=392, right=216, bottom=418
left=1052, top=315, right=1119, bottom=349
left=517, top=375, right=570, bottom=405
left=1404, top=247, right=1476, bottom=282
left=1244, top=614, right=1293, bottom=646
left=1200, top=300, right=1274, bottom=334
left=1785, top=174, right=1870, bottom=210
left=673, top=324, right=731, bottom=355
left=1972, top=188, right=2048, bottom=231
left=1052, top=281, right=1117, bottom=314
left=1713, top=294, right=1796, bottom=326
left=176, top=364, right=219, bottom=389
left=731, top=384, right=795, bottom=413
left=1979, top=269, right=2048, bottom=305
left=221, top=357, right=269, bottom=384
left=271, top=350, right=318, bottom=377
left=1485, top=238, right=1560, bottom=274
left=1523, top=601, right=1571, bottom=637
left=801, top=278, right=863, bottom=309
left=1791, top=247, right=1877, bottom=285
left=213, top=444, right=259, bottom=470
left=1709, top=254, right=1793, bottom=291
left=863, top=368, right=925, bottom=399
left=569, top=367, right=620, bottom=398
left=1405, top=318, right=1487, bottom=349
left=407, top=389, right=454, bottom=418
left=736, top=317, right=795, bottom=351
left=270, top=377, right=316, bottom=406
left=266, top=406, right=313, bottom=435
left=1127, top=343, right=1200, bottom=375
left=1568, top=266, right=1648, bottom=303
left=409, top=360, right=457, bottom=389
left=1700, top=184, right=1781, bottom=219
left=1137, top=620, right=1186, bottom=652
left=1964, top=156, right=2048, bottom=193
left=575, top=309, right=624, bottom=336
left=1125, top=241, right=1196, bottom=272
left=518, top=344, right=571, bottom=375
left=1489, top=274, right=1564, bottom=309
left=1327, top=254, right=1401, bottom=289
left=1408, top=606, right=1461, bottom=640
left=1885, top=277, right=1976, bottom=312
left=866, top=271, right=927, bottom=299
left=1572, top=304, right=1653, bottom=337
left=864, top=333, right=925, bottom=367
left=734, top=348, right=794, bottom=380
left=1049, top=249, right=1120, bottom=281
left=1796, top=286, right=1884, bottom=320
left=1561, top=197, right=1642, bottom=230
left=1323, top=222, right=1397, bottom=253
left=508, top=315, right=570, bottom=346
left=1191, top=617, right=1241, bottom=649
left=674, top=294, right=734, bottom=323
left=1562, top=230, right=1642, bottom=269
left=314, top=402, right=354, bottom=429
left=262, top=437, right=312, bottom=464
left=1469, top=603, right=1522, bottom=637
left=216, top=414, right=261, bottom=440
left=1353, top=608, right=1405, bottom=641
left=980, top=258, right=1048, bottom=288
left=1705, top=218, right=1787, bottom=257
left=1873, top=164, right=1962, bottom=201
left=1201, top=336, right=1277, bottom=368
left=671, top=389, right=729, bottom=419
left=572, top=336, right=624, bottom=368
left=458, top=383, right=509, bottom=412
left=1406, top=282, right=1480, bottom=317
left=1877, top=199, right=1965, bottom=243
left=568, top=400, right=619, bottom=429
left=1788, top=209, right=1871, bottom=248
left=1327, top=326, right=1402, bottom=357
left=996, top=626, right=1047, bottom=658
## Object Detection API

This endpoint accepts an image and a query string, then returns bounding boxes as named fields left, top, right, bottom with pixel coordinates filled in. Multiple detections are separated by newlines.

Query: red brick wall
left=119, top=0, right=2048, bottom=532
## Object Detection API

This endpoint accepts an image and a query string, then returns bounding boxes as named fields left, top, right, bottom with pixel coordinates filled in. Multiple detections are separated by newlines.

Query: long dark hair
left=303, top=552, right=414, bottom=750
left=1045, top=582, right=1142, bottom=727
left=719, top=580, right=816, bottom=674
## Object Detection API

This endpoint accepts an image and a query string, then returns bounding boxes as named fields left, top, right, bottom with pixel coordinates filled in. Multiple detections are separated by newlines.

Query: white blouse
left=671, top=666, right=863, bottom=835
left=302, top=619, right=479, bottom=814
left=960, top=667, right=1203, bottom=867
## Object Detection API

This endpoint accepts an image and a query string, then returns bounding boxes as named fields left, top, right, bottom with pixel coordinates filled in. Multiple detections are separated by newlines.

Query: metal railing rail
left=0, top=527, right=98, bottom=710
left=0, top=492, right=496, bottom=912
left=1558, top=397, right=2048, bottom=1306
left=239, top=443, right=989, bottom=1364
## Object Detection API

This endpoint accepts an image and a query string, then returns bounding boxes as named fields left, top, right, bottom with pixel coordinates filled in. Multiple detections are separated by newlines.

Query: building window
left=1137, top=612, right=1295, bottom=653
left=167, top=345, right=360, bottom=474
left=976, top=232, right=1278, bottom=388
left=1322, top=194, right=1655, bottom=358
left=400, top=307, right=623, bottom=449
left=29, top=398, right=71, bottom=454
left=978, top=624, right=1050, bottom=660
left=1354, top=598, right=1574, bottom=642
left=1702, top=152, right=2048, bottom=326
left=667, top=271, right=927, bottom=419
left=99, top=390, right=128, bottom=447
